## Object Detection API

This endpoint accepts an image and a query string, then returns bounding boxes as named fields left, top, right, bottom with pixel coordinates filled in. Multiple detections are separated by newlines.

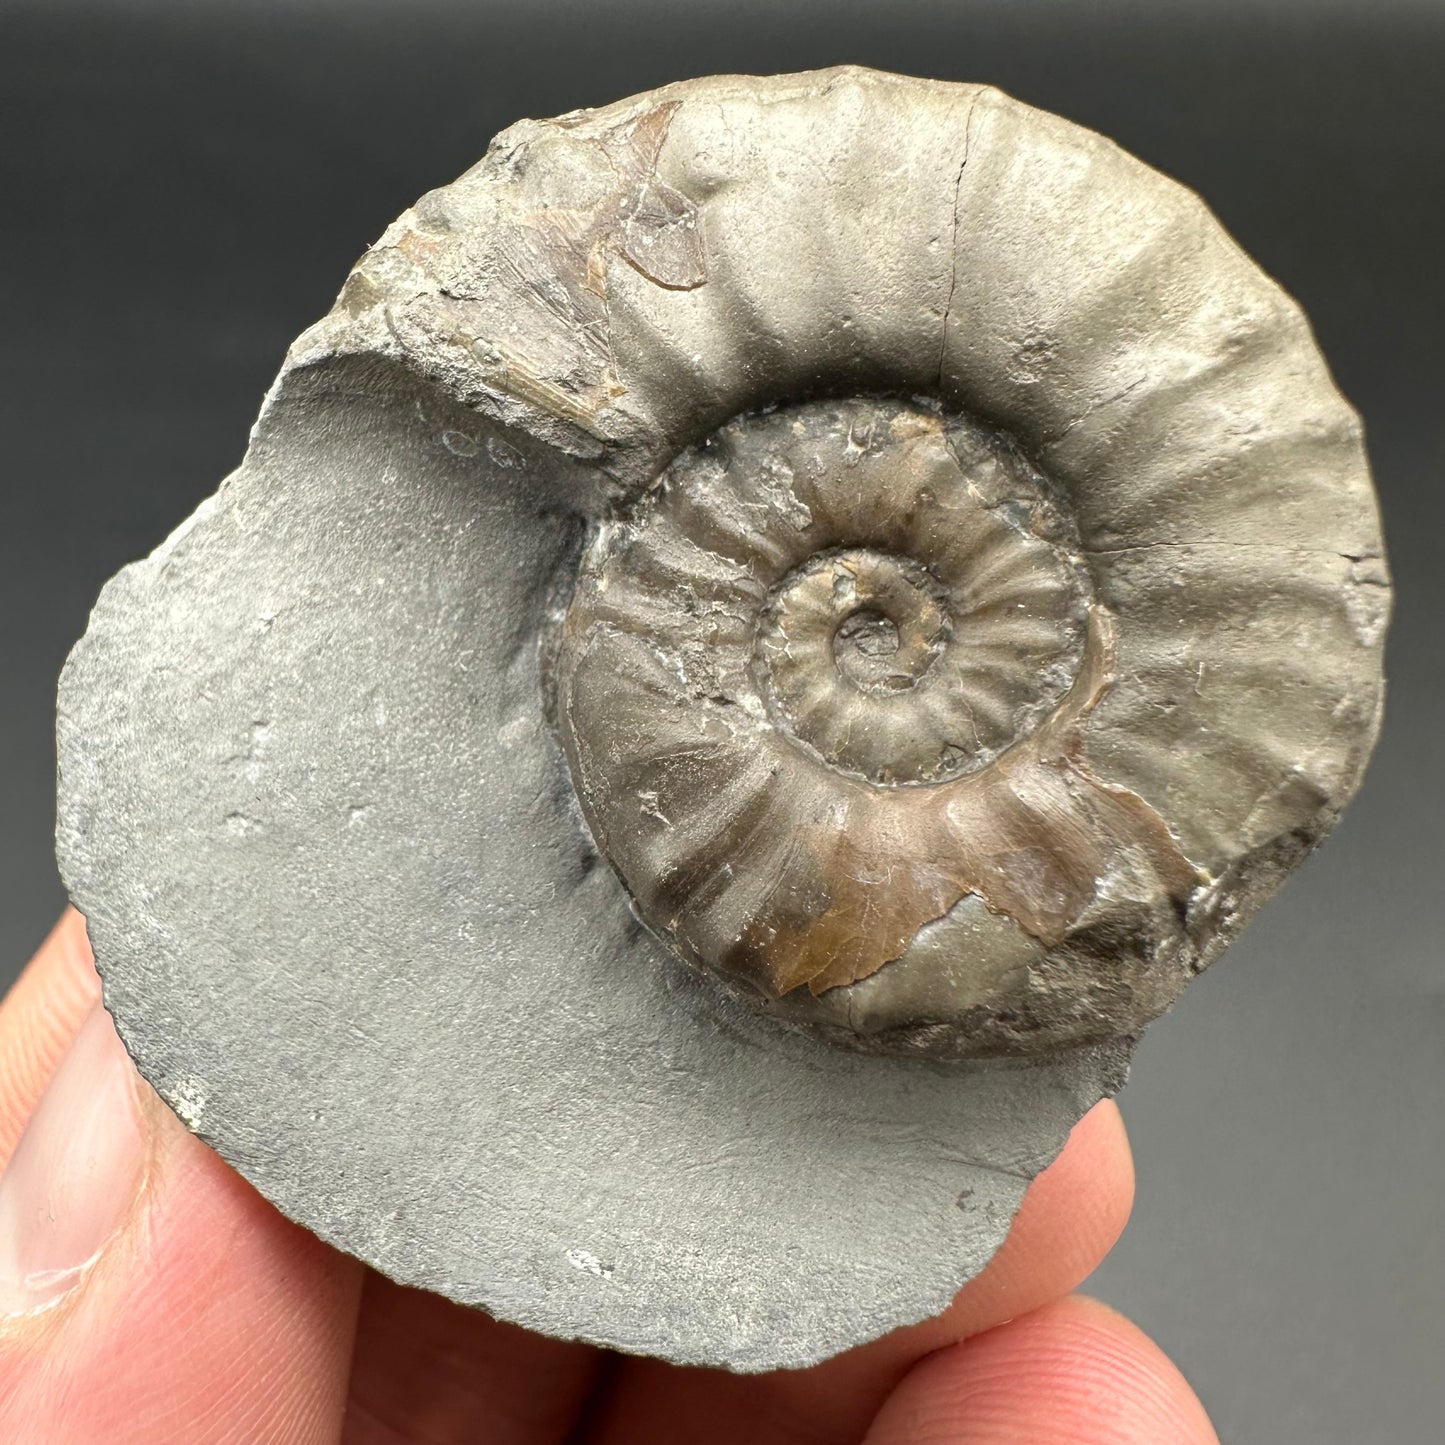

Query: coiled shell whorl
left=271, top=69, right=1390, bottom=1054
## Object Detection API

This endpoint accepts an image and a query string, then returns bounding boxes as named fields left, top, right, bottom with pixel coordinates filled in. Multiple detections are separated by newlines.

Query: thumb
left=0, top=911, right=363, bottom=1445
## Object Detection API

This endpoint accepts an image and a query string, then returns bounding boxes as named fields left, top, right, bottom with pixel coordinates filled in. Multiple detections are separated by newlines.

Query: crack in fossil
left=936, top=95, right=979, bottom=395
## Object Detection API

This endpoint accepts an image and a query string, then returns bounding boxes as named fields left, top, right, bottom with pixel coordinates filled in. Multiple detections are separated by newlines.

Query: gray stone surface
left=56, top=353, right=1128, bottom=1368
left=54, top=69, right=1386, bottom=1369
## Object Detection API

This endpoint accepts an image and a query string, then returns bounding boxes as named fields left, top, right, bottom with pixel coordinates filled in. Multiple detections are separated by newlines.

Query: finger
left=0, top=912, right=102, bottom=1166
left=0, top=911, right=364, bottom=1444
left=586, top=1098, right=1134, bottom=1445
left=862, top=1294, right=1220, bottom=1445
left=343, top=1272, right=605, bottom=1445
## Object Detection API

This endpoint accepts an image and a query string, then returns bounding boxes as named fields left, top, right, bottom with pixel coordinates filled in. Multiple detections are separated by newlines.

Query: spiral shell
left=80, top=66, right=1389, bottom=1063
left=412, top=67, right=1389, bottom=1057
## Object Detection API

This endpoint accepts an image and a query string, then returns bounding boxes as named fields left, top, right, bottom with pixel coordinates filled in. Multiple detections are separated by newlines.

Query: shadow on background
left=2, top=3, right=1441, bottom=1441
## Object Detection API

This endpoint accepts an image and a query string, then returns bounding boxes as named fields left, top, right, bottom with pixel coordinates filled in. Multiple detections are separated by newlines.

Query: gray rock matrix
left=56, top=69, right=1388, bottom=1368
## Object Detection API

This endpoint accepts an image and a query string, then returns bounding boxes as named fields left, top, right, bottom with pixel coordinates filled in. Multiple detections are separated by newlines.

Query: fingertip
left=864, top=1294, right=1219, bottom=1445
left=0, top=910, right=103, bottom=1167
left=993, top=1098, right=1135, bottom=1295
left=1071, top=1096, right=1134, bottom=1186
left=910, top=1096, right=1136, bottom=1346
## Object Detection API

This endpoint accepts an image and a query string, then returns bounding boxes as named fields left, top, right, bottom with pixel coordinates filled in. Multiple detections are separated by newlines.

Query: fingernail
left=0, top=1003, right=148, bottom=1317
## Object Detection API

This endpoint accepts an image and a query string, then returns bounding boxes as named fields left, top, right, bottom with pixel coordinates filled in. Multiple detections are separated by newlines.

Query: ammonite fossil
left=56, top=68, right=1389, bottom=1367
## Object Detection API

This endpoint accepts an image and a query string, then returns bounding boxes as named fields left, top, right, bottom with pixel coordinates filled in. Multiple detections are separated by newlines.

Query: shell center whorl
left=758, top=547, right=956, bottom=779
left=786, top=549, right=949, bottom=695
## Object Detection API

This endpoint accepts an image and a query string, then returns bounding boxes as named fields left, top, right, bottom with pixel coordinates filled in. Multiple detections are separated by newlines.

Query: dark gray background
left=2, top=1, right=1440, bottom=1438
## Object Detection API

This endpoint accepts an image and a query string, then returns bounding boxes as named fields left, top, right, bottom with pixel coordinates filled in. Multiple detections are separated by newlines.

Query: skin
left=0, top=911, right=1220, bottom=1444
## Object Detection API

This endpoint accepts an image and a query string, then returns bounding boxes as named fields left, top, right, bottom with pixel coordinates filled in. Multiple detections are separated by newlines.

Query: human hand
left=0, top=912, right=1220, bottom=1443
